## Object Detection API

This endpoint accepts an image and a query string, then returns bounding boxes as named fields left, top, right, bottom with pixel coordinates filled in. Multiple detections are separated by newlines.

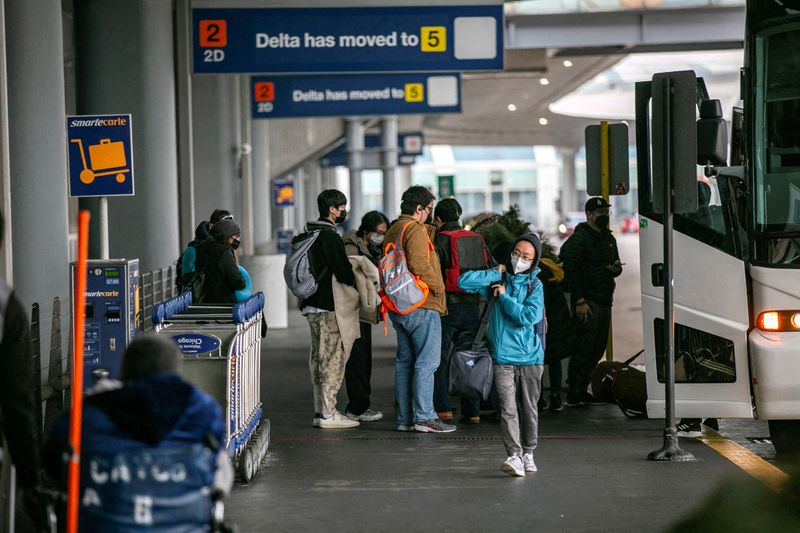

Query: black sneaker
left=702, top=418, right=719, bottom=431
left=582, top=392, right=606, bottom=406
left=414, top=419, right=456, bottom=433
left=550, top=393, right=564, bottom=412
left=537, top=396, right=549, bottom=412
left=564, top=393, right=583, bottom=407
left=676, top=419, right=702, bottom=438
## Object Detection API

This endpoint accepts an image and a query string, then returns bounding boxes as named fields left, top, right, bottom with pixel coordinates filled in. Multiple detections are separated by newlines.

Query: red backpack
left=439, top=229, right=489, bottom=293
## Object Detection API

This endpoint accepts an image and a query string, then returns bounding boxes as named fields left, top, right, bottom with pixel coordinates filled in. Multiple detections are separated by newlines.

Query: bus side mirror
left=697, top=99, right=728, bottom=166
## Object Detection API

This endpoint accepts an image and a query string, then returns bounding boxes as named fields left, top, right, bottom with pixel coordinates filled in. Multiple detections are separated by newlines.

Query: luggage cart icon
left=70, top=138, right=130, bottom=185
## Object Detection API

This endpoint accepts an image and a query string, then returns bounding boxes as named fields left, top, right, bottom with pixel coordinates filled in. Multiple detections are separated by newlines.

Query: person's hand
left=575, top=300, right=592, bottom=322
left=607, top=260, right=623, bottom=275
left=497, top=264, right=506, bottom=274
left=492, top=284, right=505, bottom=298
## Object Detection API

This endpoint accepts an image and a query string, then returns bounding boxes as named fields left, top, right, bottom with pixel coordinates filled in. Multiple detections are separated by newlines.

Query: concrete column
left=293, top=168, right=306, bottom=232
left=74, top=0, right=179, bottom=271
left=0, top=0, right=11, bottom=283
left=175, top=0, right=196, bottom=246
left=252, top=119, right=271, bottom=253
left=560, top=146, right=579, bottom=214
left=192, top=75, right=240, bottom=227
left=6, top=0, right=70, bottom=353
left=381, top=116, right=399, bottom=220
left=346, top=118, right=365, bottom=223
left=238, top=76, right=254, bottom=256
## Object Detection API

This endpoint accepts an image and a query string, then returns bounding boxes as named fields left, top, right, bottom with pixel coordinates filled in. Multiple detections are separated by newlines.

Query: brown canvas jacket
left=384, top=214, right=447, bottom=315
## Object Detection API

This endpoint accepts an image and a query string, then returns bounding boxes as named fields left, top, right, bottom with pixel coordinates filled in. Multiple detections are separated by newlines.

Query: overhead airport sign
left=67, top=114, right=134, bottom=198
left=319, top=133, right=424, bottom=168
left=252, top=74, right=460, bottom=119
left=193, top=5, right=503, bottom=74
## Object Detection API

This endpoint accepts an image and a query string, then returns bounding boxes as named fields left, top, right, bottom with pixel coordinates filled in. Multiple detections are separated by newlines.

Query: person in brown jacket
left=384, top=186, right=454, bottom=433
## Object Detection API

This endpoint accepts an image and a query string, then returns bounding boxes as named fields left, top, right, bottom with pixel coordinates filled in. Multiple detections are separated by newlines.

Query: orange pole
left=67, top=210, right=90, bottom=533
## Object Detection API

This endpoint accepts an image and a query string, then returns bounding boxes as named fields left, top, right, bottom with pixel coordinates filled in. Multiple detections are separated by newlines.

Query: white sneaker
left=318, top=411, right=360, bottom=429
left=522, top=453, right=537, bottom=473
left=501, top=456, right=525, bottom=477
left=313, top=413, right=321, bottom=428
left=346, top=408, right=384, bottom=422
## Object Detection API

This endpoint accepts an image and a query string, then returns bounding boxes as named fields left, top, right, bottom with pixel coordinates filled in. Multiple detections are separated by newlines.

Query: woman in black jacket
left=194, top=219, right=246, bottom=304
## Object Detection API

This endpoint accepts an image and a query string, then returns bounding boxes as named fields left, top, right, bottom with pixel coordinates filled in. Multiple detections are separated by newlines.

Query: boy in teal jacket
left=459, top=233, right=545, bottom=477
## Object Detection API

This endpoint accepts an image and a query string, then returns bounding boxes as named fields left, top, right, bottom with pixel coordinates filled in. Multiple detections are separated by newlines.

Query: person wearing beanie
left=177, top=209, right=233, bottom=291
left=44, top=335, right=232, bottom=530
left=458, top=233, right=546, bottom=477
left=194, top=219, right=246, bottom=304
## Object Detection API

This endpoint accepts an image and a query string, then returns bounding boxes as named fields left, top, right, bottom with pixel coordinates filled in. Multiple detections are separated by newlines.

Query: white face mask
left=368, top=233, right=385, bottom=246
left=511, top=255, right=533, bottom=274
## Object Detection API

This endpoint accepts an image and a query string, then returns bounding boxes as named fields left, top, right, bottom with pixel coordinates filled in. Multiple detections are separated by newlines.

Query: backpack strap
left=471, top=291, right=497, bottom=352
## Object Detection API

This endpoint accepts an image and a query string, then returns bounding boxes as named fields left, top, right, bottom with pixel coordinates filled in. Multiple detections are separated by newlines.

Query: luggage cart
left=152, top=292, right=269, bottom=482
left=69, top=138, right=130, bottom=185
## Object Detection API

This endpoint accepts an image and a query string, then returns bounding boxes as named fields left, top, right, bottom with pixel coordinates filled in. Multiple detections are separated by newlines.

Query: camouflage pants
left=307, top=311, right=348, bottom=418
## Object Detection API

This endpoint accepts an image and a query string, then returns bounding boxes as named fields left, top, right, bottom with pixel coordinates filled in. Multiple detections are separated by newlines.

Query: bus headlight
left=757, top=311, right=800, bottom=332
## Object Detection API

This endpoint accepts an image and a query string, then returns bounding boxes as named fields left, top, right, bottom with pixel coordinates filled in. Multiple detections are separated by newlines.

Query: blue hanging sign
left=319, top=132, right=424, bottom=168
left=272, top=179, right=295, bottom=207
left=252, top=73, right=460, bottom=119
left=193, top=5, right=503, bottom=74
left=66, top=114, right=135, bottom=197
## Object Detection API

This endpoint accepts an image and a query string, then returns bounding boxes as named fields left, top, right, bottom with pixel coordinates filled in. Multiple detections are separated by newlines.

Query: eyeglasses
left=512, top=251, right=535, bottom=261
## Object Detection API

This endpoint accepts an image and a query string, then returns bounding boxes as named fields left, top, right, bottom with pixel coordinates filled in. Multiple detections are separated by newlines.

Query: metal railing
left=505, top=0, right=744, bottom=15
left=139, top=264, right=178, bottom=333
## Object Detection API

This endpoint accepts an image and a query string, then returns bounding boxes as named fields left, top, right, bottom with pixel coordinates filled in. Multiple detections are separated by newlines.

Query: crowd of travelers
left=288, top=187, right=623, bottom=477
left=0, top=187, right=623, bottom=530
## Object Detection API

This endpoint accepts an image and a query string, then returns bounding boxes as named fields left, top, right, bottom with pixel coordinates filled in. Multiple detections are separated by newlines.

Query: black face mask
left=424, top=211, right=433, bottom=225
left=595, top=215, right=610, bottom=229
left=230, top=239, right=241, bottom=250
left=335, top=209, right=347, bottom=225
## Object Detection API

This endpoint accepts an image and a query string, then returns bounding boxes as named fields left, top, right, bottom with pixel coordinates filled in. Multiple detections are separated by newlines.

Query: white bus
left=636, top=1, right=800, bottom=454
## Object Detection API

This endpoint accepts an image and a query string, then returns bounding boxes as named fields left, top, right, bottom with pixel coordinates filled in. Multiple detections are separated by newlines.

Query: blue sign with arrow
left=252, top=73, right=460, bottom=119
left=66, top=114, right=134, bottom=197
left=193, top=5, right=503, bottom=74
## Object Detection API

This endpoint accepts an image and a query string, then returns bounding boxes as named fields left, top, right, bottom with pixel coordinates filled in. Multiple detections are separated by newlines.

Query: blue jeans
left=434, top=302, right=482, bottom=417
left=390, top=308, right=442, bottom=425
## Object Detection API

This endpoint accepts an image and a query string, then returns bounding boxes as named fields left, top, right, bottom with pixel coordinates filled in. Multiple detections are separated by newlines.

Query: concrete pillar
left=560, top=146, right=579, bottom=214
left=74, top=0, right=179, bottom=271
left=252, top=119, right=271, bottom=253
left=381, top=116, right=399, bottom=220
left=0, top=0, right=11, bottom=283
left=175, top=0, right=196, bottom=246
left=533, top=146, right=560, bottom=232
left=192, top=75, right=240, bottom=228
left=237, top=76, right=254, bottom=256
left=6, top=0, right=70, bottom=349
left=294, top=168, right=306, bottom=232
left=346, top=118, right=365, bottom=223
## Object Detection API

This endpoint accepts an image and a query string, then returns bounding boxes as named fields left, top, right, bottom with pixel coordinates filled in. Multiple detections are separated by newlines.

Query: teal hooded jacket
left=458, top=266, right=545, bottom=366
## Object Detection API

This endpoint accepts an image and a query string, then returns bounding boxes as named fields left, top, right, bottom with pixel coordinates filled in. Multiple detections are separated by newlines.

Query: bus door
left=638, top=166, right=754, bottom=419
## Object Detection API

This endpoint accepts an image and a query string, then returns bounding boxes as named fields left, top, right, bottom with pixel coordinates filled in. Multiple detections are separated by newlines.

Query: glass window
left=457, top=192, right=486, bottom=217
left=506, top=169, right=537, bottom=188
left=754, top=26, right=800, bottom=266
left=491, top=191, right=504, bottom=213
left=654, top=319, right=736, bottom=384
left=510, top=191, right=537, bottom=222
left=454, top=169, right=487, bottom=188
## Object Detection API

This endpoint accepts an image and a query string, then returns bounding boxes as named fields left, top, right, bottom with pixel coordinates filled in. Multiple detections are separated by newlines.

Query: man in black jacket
left=0, top=210, right=43, bottom=530
left=432, top=198, right=491, bottom=424
left=302, top=190, right=358, bottom=429
left=561, top=197, right=623, bottom=407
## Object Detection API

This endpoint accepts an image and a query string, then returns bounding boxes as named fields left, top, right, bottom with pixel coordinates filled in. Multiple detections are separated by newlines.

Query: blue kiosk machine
left=71, top=259, right=140, bottom=385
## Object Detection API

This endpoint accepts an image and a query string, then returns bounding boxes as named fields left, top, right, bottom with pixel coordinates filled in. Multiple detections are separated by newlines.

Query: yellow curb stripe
left=699, top=434, right=789, bottom=494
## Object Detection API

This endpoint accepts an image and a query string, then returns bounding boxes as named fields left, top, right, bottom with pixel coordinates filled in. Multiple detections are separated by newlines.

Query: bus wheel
left=768, top=420, right=800, bottom=456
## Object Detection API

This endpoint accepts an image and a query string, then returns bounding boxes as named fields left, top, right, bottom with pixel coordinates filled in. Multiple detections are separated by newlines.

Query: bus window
left=654, top=319, right=736, bottom=384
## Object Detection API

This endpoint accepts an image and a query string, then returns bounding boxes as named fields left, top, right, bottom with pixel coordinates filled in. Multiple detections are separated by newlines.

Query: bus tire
left=768, top=420, right=800, bottom=456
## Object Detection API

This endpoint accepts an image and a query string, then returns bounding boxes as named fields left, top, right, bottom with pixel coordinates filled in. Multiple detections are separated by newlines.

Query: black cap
left=585, top=197, right=611, bottom=212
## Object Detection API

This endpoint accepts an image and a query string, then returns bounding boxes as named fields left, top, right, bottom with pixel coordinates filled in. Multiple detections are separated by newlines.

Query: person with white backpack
left=285, top=190, right=358, bottom=429
left=381, top=186, right=454, bottom=434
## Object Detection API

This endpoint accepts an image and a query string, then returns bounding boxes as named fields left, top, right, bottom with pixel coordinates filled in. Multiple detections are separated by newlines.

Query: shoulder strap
left=471, top=291, right=497, bottom=351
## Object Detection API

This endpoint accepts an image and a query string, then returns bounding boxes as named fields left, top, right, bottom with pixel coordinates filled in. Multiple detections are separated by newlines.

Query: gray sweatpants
left=494, top=364, right=544, bottom=457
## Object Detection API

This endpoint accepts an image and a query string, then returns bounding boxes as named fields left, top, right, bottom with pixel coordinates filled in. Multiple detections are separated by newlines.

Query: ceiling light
left=539, top=78, right=550, bottom=86
left=539, top=117, right=548, bottom=125
left=508, top=104, right=517, bottom=111
left=563, top=60, right=573, bottom=67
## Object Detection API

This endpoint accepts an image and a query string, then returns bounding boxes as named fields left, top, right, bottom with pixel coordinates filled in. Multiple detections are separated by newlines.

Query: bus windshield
left=754, top=24, right=800, bottom=265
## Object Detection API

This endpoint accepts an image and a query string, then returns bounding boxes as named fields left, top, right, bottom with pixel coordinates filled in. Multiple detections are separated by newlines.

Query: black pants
left=345, top=322, right=373, bottom=416
left=567, top=301, right=612, bottom=395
